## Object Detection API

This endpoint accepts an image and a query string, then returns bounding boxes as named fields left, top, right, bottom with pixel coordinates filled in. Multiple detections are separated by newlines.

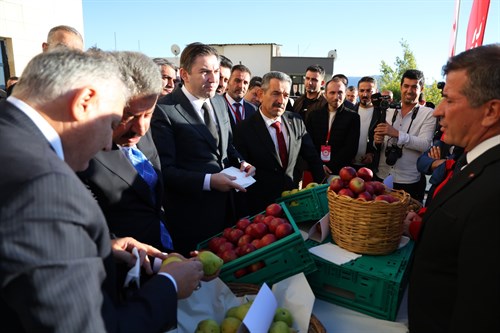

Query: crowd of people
left=1, top=24, right=499, bottom=333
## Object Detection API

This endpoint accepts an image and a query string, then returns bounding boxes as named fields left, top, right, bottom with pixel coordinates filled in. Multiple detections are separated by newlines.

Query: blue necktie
left=124, top=146, right=173, bottom=250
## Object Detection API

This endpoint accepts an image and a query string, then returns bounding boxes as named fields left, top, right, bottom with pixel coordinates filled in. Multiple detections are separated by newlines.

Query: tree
left=379, top=39, right=442, bottom=107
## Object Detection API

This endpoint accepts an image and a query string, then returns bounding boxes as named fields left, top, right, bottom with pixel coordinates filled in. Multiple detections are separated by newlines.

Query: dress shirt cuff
left=157, top=272, right=178, bottom=293
left=397, top=131, right=410, bottom=146
left=203, top=174, right=211, bottom=191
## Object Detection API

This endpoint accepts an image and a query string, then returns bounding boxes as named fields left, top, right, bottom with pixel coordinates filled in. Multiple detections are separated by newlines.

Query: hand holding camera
left=374, top=122, right=402, bottom=166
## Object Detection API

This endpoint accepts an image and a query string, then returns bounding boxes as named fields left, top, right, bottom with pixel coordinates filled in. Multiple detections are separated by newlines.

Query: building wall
left=210, top=44, right=275, bottom=78
left=0, top=0, right=83, bottom=85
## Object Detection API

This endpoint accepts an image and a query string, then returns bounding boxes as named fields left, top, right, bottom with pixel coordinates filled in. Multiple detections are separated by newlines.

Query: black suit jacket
left=0, top=100, right=177, bottom=332
left=224, top=96, right=257, bottom=134
left=306, top=104, right=360, bottom=175
left=233, top=110, right=324, bottom=215
left=152, top=88, right=244, bottom=255
left=78, top=130, right=169, bottom=251
left=409, top=144, right=500, bottom=333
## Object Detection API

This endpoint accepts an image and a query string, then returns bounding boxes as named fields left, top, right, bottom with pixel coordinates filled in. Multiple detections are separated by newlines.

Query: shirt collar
left=181, top=85, right=208, bottom=112
left=467, top=134, right=500, bottom=165
left=7, top=96, right=64, bottom=160
left=259, top=108, right=283, bottom=127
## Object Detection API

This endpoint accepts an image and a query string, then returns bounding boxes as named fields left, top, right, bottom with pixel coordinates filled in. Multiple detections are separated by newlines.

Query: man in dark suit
left=223, top=64, right=257, bottom=134
left=0, top=49, right=204, bottom=332
left=408, top=44, right=500, bottom=333
left=152, top=43, right=255, bottom=256
left=78, top=51, right=173, bottom=252
left=306, top=76, right=360, bottom=176
left=233, top=71, right=325, bottom=216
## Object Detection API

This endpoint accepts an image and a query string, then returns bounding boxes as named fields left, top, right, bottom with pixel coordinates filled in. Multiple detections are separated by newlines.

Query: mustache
left=272, top=102, right=285, bottom=108
left=122, top=130, right=140, bottom=139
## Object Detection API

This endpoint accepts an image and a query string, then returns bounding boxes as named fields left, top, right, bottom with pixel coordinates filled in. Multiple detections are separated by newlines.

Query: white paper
left=239, top=283, right=277, bottom=333
left=307, top=213, right=330, bottom=242
left=123, top=247, right=141, bottom=288
left=272, top=273, right=315, bottom=333
left=398, top=235, right=410, bottom=249
left=309, top=242, right=362, bottom=265
left=221, top=166, right=256, bottom=191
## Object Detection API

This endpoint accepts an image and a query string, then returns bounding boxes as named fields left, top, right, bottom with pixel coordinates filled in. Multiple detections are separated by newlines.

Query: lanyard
left=325, top=111, right=336, bottom=144
left=224, top=96, right=244, bottom=121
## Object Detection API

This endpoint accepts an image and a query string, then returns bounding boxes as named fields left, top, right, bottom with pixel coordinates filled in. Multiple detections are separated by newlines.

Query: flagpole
left=450, top=0, right=461, bottom=58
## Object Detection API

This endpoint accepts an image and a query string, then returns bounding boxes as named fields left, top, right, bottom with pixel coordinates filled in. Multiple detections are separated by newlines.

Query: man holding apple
left=408, top=44, right=500, bottom=333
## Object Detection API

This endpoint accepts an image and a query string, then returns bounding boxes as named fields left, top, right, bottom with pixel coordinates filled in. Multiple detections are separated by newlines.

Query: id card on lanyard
left=321, top=112, right=335, bottom=162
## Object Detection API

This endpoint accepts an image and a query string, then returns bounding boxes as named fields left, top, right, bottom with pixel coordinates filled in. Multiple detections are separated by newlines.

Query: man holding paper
left=152, top=43, right=255, bottom=256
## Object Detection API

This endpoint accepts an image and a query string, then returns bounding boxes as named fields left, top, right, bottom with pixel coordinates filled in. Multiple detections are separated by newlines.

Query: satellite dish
left=328, top=49, right=337, bottom=59
left=171, top=44, right=180, bottom=56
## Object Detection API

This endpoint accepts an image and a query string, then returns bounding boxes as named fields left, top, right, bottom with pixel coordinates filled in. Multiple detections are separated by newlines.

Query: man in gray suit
left=0, top=49, right=204, bottom=332
left=152, top=42, right=255, bottom=256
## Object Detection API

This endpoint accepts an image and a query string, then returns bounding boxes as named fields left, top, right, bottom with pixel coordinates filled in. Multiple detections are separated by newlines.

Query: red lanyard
left=224, top=96, right=244, bottom=121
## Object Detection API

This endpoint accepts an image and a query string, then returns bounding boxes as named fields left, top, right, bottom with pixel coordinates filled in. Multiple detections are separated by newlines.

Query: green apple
left=269, top=321, right=289, bottom=333
left=225, top=306, right=239, bottom=319
left=161, top=255, right=183, bottom=267
left=220, top=317, right=241, bottom=333
left=273, top=307, right=293, bottom=327
left=195, top=319, right=220, bottom=333
left=198, top=250, right=223, bottom=276
left=234, top=302, right=252, bottom=321
left=281, top=190, right=291, bottom=197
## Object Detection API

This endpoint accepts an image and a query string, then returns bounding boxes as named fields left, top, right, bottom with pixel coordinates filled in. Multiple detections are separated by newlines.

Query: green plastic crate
left=276, top=184, right=329, bottom=223
left=305, top=238, right=414, bottom=321
left=197, top=203, right=316, bottom=286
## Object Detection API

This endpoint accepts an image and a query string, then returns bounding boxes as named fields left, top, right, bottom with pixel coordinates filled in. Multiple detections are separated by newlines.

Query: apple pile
left=281, top=182, right=320, bottom=197
left=330, top=166, right=399, bottom=203
left=204, top=203, right=295, bottom=277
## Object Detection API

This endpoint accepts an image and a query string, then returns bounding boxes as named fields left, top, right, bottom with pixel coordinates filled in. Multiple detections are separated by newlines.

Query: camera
left=371, top=93, right=400, bottom=110
left=385, top=144, right=403, bottom=166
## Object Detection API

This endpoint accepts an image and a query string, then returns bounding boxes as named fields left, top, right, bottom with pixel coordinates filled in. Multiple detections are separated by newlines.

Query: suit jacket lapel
left=282, top=112, right=296, bottom=168
left=253, top=112, right=284, bottom=167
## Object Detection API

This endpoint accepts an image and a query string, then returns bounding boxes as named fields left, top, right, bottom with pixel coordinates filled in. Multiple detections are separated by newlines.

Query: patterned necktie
left=233, top=103, right=242, bottom=123
left=271, top=121, right=288, bottom=169
left=124, top=146, right=173, bottom=250
left=202, top=102, right=220, bottom=147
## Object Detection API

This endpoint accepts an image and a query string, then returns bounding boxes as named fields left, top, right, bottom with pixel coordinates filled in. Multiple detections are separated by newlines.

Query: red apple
left=374, top=194, right=397, bottom=203
left=329, top=177, right=345, bottom=193
left=275, top=223, right=293, bottom=239
left=262, top=215, right=275, bottom=226
left=235, top=218, right=251, bottom=231
left=364, top=182, right=374, bottom=195
left=233, top=267, right=248, bottom=278
left=356, top=167, right=374, bottom=182
left=222, top=227, right=233, bottom=240
left=220, top=249, right=238, bottom=263
left=253, top=214, right=266, bottom=223
left=227, top=228, right=244, bottom=244
left=265, top=203, right=283, bottom=217
left=251, top=238, right=262, bottom=249
left=216, top=241, right=234, bottom=255
left=356, top=191, right=373, bottom=201
left=268, top=217, right=285, bottom=233
left=260, top=233, right=277, bottom=247
left=348, top=177, right=366, bottom=194
left=246, top=222, right=268, bottom=239
left=235, top=243, right=257, bottom=257
left=237, top=234, right=254, bottom=247
left=247, top=261, right=266, bottom=272
left=208, top=236, right=227, bottom=253
left=370, top=181, right=386, bottom=195
left=338, top=188, right=355, bottom=198
left=339, top=166, right=357, bottom=182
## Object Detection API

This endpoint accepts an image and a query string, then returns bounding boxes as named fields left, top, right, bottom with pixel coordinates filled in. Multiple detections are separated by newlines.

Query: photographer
left=373, top=69, right=435, bottom=202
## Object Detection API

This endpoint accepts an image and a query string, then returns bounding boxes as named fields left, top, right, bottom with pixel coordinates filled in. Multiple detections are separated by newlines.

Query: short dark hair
left=357, top=76, right=377, bottom=89
left=180, top=42, right=219, bottom=73
left=325, top=76, right=346, bottom=92
left=306, top=64, right=325, bottom=77
left=219, top=55, right=233, bottom=69
left=231, top=64, right=251, bottom=76
left=401, top=69, right=424, bottom=88
left=332, top=73, right=348, bottom=86
left=249, top=76, right=262, bottom=89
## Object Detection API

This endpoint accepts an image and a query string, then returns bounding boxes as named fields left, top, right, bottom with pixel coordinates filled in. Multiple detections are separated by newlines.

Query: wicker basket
left=226, top=282, right=326, bottom=333
left=328, top=188, right=411, bottom=255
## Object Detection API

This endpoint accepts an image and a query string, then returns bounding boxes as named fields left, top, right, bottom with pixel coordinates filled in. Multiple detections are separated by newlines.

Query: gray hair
left=13, top=49, right=129, bottom=105
left=111, top=51, right=163, bottom=98
left=261, top=71, right=292, bottom=91
left=152, top=57, right=177, bottom=71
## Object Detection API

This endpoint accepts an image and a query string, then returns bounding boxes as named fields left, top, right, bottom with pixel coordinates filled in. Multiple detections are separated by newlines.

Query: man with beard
left=374, top=69, right=435, bottom=202
left=306, top=76, right=360, bottom=176
left=216, top=55, right=232, bottom=95
left=292, top=64, right=327, bottom=121
left=152, top=43, right=255, bottom=256
left=153, top=58, right=178, bottom=96
left=223, top=64, right=257, bottom=133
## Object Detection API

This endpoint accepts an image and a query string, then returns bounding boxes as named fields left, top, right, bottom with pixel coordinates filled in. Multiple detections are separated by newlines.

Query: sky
left=82, top=0, right=500, bottom=83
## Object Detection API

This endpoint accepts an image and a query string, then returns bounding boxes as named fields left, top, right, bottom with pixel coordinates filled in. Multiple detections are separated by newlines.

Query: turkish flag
left=466, top=0, right=491, bottom=50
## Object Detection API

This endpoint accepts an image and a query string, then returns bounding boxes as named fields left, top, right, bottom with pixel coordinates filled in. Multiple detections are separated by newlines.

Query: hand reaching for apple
left=111, top=237, right=168, bottom=275
left=403, top=211, right=422, bottom=238
left=159, top=255, right=204, bottom=299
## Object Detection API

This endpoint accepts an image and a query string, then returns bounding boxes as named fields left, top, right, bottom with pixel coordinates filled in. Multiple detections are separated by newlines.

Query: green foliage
left=379, top=39, right=442, bottom=107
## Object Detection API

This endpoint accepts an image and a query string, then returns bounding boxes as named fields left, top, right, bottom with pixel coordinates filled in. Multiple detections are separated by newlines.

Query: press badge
left=321, top=145, right=331, bottom=162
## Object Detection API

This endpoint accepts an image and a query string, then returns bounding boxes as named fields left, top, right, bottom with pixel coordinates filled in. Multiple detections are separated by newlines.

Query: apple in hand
left=339, top=166, right=357, bottom=182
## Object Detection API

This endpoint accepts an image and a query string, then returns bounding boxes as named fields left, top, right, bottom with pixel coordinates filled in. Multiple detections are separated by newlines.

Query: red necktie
left=271, top=121, right=288, bottom=169
left=233, top=103, right=242, bottom=123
